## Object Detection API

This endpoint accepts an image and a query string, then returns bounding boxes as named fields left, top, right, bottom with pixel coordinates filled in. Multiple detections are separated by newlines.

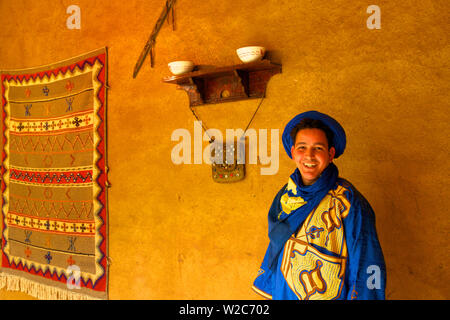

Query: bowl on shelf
left=168, top=61, right=194, bottom=75
left=236, top=46, right=266, bottom=63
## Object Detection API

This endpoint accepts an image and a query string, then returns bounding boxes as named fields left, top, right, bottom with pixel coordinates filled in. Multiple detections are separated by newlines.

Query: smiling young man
left=252, top=110, right=386, bottom=300
left=291, top=119, right=336, bottom=186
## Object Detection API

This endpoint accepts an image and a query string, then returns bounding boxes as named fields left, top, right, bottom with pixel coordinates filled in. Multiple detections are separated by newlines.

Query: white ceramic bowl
left=236, top=46, right=266, bottom=63
left=168, top=61, right=194, bottom=75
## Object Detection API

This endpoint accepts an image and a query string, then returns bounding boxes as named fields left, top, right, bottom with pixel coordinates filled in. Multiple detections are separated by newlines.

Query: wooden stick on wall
left=133, top=0, right=177, bottom=78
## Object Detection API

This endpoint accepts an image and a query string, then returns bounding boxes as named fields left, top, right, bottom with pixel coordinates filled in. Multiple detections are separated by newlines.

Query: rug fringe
left=0, top=272, right=100, bottom=300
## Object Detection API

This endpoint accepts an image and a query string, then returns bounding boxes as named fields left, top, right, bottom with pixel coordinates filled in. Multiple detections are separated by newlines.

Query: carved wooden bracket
left=162, top=60, right=281, bottom=106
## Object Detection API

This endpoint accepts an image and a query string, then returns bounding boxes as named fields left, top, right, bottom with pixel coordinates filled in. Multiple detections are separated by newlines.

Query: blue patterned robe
left=253, top=168, right=386, bottom=300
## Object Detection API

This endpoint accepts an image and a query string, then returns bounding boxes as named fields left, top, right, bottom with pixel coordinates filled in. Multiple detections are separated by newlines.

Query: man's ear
left=329, top=147, right=336, bottom=162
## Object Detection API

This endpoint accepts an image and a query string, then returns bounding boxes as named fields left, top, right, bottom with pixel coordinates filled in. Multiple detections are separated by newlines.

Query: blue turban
left=282, top=110, right=346, bottom=159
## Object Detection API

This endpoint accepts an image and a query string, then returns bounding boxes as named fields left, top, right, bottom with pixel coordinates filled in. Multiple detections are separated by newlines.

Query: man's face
left=290, top=128, right=336, bottom=186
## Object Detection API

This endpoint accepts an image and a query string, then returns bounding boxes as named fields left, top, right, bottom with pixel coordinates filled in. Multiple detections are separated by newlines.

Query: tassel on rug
left=0, top=272, right=99, bottom=300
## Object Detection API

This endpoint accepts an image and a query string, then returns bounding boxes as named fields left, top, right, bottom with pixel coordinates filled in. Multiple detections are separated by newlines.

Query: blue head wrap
left=282, top=110, right=347, bottom=159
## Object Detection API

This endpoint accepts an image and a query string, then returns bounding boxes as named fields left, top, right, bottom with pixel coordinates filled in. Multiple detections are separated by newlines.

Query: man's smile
left=303, top=162, right=317, bottom=168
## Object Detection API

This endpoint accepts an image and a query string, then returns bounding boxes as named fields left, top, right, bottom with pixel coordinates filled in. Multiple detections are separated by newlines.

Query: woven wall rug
left=0, top=48, right=108, bottom=300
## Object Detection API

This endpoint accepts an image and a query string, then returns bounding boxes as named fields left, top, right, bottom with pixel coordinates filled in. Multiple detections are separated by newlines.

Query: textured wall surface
left=0, top=0, right=449, bottom=299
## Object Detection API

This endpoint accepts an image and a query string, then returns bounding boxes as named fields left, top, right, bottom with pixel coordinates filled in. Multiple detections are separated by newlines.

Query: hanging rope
left=188, top=93, right=266, bottom=144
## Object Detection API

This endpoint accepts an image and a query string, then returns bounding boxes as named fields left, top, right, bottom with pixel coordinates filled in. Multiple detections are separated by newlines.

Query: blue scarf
left=266, top=162, right=339, bottom=272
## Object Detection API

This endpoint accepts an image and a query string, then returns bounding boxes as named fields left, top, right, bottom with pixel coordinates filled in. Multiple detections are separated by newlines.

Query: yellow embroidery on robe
left=307, top=185, right=351, bottom=255
left=280, top=184, right=351, bottom=300
left=286, top=177, right=298, bottom=195
left=279, top=178, right=307, bottom=218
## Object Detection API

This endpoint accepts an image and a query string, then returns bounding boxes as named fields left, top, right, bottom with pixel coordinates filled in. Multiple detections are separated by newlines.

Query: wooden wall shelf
left=162, top=60, right=281, bottom=107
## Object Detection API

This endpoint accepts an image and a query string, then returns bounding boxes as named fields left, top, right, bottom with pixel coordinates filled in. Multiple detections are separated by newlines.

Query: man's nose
left=304, top=148, right=314, bottom=158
